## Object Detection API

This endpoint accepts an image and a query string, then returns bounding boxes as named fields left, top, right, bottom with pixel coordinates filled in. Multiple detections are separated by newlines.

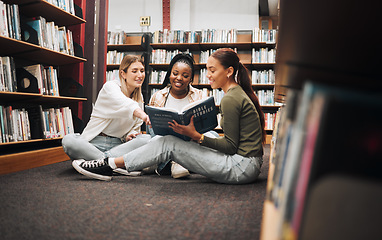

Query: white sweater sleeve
left=91, top=81, right=140, bottom=119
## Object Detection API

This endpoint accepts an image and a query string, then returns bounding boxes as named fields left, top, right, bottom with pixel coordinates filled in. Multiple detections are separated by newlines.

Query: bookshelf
left=0, top=0, right=87, bottom=175
left=149, top=29, right=279, bottom=143
left=260, top=0, right=382, bottom=239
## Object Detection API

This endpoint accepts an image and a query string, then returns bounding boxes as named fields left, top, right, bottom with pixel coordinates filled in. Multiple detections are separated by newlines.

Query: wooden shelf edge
left=0, top=146, right=70, bottom=175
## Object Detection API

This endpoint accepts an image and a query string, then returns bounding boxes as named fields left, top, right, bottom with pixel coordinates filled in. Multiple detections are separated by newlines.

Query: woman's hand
left=169, top=116, right=202, bottom=141
left=125, top=132, right=141, bottom=142
left=133, top=108, right=151, bottom=125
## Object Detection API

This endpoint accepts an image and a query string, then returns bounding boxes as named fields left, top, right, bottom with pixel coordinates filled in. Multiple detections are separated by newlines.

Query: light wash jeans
left=123, top=135, right=263, bottom=184
left=62, top=133, right=151, bottom=160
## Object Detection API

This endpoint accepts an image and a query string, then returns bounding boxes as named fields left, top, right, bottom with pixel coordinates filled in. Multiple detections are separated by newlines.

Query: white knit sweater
left=81, top=79, right=143, bottom=141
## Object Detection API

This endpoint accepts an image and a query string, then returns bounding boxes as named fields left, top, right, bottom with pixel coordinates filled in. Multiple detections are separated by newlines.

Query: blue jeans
left=123, top=135, right=263, bottom=184
left=62, top=133, right=151, bottom=160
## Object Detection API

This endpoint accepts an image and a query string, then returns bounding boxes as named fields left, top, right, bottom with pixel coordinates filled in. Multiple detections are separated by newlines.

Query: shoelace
left=81, top=159, right=106, bottom=168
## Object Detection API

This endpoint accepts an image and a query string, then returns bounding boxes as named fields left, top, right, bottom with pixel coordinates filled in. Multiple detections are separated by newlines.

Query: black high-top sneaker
left=72, top=158, right=113, bottom=181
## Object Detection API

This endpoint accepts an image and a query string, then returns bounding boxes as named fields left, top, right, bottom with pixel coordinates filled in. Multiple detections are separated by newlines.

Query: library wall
left=108, top=0, right=260, bottom=32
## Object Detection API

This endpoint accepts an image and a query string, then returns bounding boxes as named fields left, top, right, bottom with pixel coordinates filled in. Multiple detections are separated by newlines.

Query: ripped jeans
left=123, top=135, right=263, bottom=184
left=62, top=133, right=151, bottom=160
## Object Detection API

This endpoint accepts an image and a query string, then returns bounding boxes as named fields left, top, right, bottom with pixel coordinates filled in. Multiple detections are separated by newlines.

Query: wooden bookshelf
left=17, top=0, right=86, bottom=26
left=0, top=0, right=87, bottom=174
left=147, top=30, right=278, bottom=143
left=0, top=146, right=70, bottom=175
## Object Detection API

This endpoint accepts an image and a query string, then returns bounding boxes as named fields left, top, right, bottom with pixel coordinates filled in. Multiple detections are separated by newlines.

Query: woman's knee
left=62, top=134, right=82, bottom=152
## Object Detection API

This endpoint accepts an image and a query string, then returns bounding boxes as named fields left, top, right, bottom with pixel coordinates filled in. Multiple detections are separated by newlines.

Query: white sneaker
left=113, top=168, right=142, bottom=177
left=171, top=162, right=190, bottom=179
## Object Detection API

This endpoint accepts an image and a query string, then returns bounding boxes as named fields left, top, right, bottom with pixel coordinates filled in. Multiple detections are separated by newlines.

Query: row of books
left=252, top=48, right=276, bottom=63
left=252, top=69, right=275, bottom=84
left=25, top=16, right=75, bottom=55
left=151, top=48, right=276, bottom=64
left=200, top=29, right=237, bottom=43
left=46, top=0, right=76, bottom=16
left=256, top=89, right=276, bottom=106
left=0, top=2, right=21, bottom=40
left=252, top=28, right=277, bottom=43
left=107, top=50, right=128, bottom=65
left=151, top=28, right=275, bottom=44
left=265, top=112, right=277, bottom=130
left=198, top=68, right=209, bottom=84
left=0, top=105, right=30, bottom=143
left=267, top=81, right=382, bottom=239
left=150, top=68, right=275, bottom=86
left=0, top=2, right=75, bottom=55
left=152, top=30, right=199, bottom=44
left=21, top=64, right=60, bottom=96
left=106, top=70, right=120, bottom=82
left=205, top=88, right=224, bottom=105
left=0, top=56, right=16, bottom=92
left=199, top=49, right=217, bottom=64
left=151, top=49, right=191, bottom=64
left=149, top=70, right=166, bottom=84
left=1, top=58, right=60, bottom=96
left=40, top=106, right=74, bottom=139
left=107, top=31, right=132, bottom=45
left=108, top=29, right=277, bottom=46
left=0, top=105, right=74, bottom=143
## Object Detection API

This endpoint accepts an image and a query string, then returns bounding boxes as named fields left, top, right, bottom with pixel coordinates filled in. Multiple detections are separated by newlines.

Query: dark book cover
left=146, top=96, right=218, bottom=141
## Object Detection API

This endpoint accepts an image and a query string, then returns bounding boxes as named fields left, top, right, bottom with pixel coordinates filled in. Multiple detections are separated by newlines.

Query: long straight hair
left=211, top=48, right=266, bottom=143
left=119, top=55, right=145, bottom=103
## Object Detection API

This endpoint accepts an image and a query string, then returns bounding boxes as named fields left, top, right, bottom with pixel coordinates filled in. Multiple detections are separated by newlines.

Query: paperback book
left=145, top=96, right=218, bottom=141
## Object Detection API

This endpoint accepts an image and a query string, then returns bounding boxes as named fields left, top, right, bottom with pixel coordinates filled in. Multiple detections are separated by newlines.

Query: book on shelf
left=253, top=28, right=277, bottom=43
left=145, top=96, right=218, bottom=141
left=151, top=49, right=191, bottom=64
left=252, top=69, right=275, bottom=84
left=107, top=50, right=128, bottom=65
left=252, top=48, right=276, bottom=63
left=199, top=49, right=216, bottom=63
left=107, top=31, right=128, bottom=45
left=0, top=3, right=21, bottom=40
left=24, top=16, right=45, bottom=47
left=106, top=70, right=119, bottom=82
left=0, top=56, right=17, bottom=92
left=21, top=16, right=75, bottom=56
left=45, top=0, right=75, bottom=15
left=150, top=70, right=166, bottom=84
left=152, top=29, right=199, bottom=44
left=27, top=105, right=74, bottom=139
left=15, top=64, right=60, bottom=96
left=265, top=81, right=382, bottom=239
left=0, top=105, right=31, bottom=143
left=0, top=1, right=9, bottom=38
left=264, top=112, right=277, bottom=130
left=256, top=89, right=275, bottom=106
left=200, top=29, right=237, bottom=43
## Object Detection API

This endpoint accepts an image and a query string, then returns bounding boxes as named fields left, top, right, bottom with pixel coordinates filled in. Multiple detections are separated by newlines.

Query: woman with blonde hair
left=62, top=55, right=151, bottom=174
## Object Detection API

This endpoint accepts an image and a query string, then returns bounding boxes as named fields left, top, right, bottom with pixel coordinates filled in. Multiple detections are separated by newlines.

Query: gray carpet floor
left=0, top=145, right=269, bottom=240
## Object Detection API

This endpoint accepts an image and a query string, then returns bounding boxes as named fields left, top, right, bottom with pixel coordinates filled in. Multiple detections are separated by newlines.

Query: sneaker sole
left=172, top=171, right=190, bottom=179
left=113, top=168, right=142, bottom=176
left=72, top=160, right=112, bottom=181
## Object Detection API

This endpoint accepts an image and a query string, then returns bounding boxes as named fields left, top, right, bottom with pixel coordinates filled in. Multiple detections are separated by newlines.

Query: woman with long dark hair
left=72, top=48, right=264, bottom=184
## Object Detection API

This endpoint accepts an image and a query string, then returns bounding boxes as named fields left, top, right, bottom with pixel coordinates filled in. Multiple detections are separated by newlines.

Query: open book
left=145, top=96, right=218, bottom=140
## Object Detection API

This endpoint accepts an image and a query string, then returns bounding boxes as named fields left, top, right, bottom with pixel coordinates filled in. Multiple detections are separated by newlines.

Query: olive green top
left=202, top=85, right=263, bottom=157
